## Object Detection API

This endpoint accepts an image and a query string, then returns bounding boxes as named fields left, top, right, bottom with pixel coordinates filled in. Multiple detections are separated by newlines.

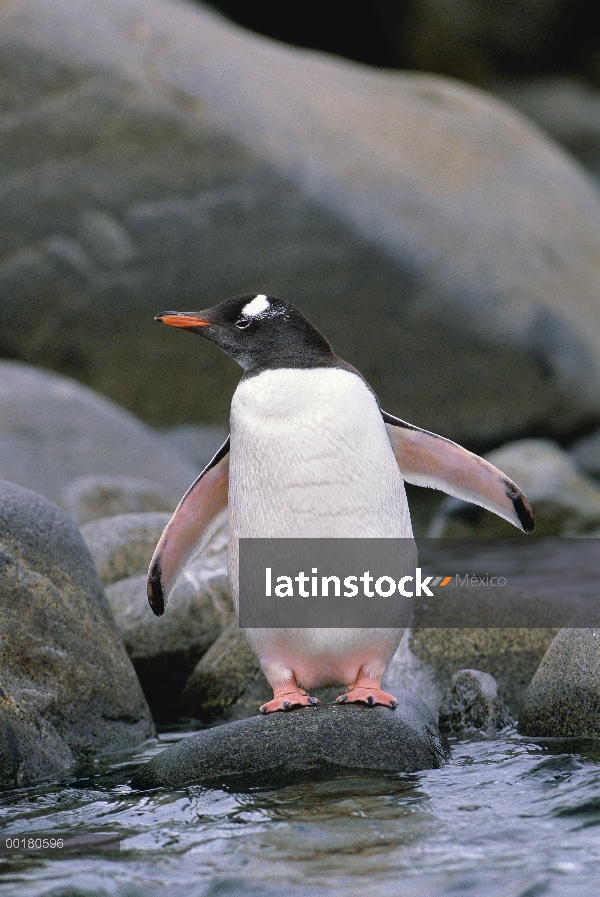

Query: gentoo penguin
left=148, top=294, right=534, bottom=713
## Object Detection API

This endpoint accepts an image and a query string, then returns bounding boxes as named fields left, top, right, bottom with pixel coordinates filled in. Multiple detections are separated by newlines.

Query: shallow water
left=1, top=729, right=599, bottom=897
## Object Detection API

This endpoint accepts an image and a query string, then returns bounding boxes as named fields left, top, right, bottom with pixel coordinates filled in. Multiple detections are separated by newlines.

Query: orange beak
left=155, top=313, right=212, bottom=328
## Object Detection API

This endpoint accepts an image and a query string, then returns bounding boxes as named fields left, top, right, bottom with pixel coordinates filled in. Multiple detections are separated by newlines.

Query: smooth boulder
left=3, top=2, right=600, bottom=444
left=570, top=428, right=600, bottom=481
left=62, top=475, right=178, bottom=525
left=0, top=480, right=154, bottom=788
left=0, top=361, right=198, bottom=510
left=80, top=511, right=172, bottom=585
left=519, top=598, right=600, bottom=738
left=160, top=425, right=229, bottom=470
left=133, top=693, right=448, bottom=788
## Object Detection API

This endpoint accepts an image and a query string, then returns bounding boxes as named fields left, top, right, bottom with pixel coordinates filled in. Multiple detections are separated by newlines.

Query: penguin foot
left=259, top=691, right=320, bottom=714
left=336, top=687, right=398, bottom=710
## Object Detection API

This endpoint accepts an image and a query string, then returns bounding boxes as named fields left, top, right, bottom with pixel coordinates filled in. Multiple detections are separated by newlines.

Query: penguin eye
left=235, top=318, right=251, bottom=329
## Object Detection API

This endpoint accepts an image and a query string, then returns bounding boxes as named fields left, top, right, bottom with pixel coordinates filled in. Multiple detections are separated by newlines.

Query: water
left=1, top=730, right=600, bottom=897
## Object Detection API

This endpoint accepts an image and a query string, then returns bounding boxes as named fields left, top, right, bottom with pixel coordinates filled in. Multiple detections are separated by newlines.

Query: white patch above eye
left=242, top=294, right=270, bottom=318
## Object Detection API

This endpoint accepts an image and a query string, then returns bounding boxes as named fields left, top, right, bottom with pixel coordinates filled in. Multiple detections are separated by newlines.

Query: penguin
left=147, top=293, right=534, bottom=714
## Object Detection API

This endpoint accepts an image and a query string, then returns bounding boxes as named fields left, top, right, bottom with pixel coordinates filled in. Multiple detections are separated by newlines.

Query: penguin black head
left=155, top=294, right=335, bottom=373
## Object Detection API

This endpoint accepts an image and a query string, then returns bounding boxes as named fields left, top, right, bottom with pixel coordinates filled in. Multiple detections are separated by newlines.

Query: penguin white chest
left=228, top=367, right=411, bottom=539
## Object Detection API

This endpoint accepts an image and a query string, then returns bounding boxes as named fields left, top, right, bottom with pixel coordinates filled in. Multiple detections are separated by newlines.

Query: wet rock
left=408, top=584, right=583, bottom=716
left=62, top=475, right=177, bottom=525
left=519, top=598, right=600, bottom=738
left=132, top=693, right=448, bottom=788
left=2, top=2, right=600, bottom=444
left=0, top=362, right=199, bottom=509
left=105, top=521, right=234, bottom=720
left=0, top=480, right=154, bottom=788
left=430, top=440, right=600, bottom=536
left=79, top=511, right=172, bottom=585
left=438, top=670, right=512, bottom=738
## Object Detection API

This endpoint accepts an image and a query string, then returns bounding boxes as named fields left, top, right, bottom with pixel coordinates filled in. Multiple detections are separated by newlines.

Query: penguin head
left=155, top=294, right=333, bottom=371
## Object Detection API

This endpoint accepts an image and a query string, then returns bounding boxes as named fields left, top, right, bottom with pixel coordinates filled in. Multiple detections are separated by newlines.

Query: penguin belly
left=228, top=367, right=413, bottom=690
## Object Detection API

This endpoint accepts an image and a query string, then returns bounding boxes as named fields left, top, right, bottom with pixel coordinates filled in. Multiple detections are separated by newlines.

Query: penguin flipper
left=147, top=437, right=230, bottom=615
left=382, top=411, right=534, bottom=533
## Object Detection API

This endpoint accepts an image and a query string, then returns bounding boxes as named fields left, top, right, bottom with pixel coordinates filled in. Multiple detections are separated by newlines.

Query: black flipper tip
left=147, top=562, right=165, bottom=616
left=505, top=482, right=535, bottom=533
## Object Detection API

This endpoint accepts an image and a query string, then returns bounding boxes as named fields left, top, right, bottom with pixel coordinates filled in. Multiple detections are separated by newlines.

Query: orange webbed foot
left=336, top=687, right=398, bottom=710
left=259, top=690, right=320, bottom=714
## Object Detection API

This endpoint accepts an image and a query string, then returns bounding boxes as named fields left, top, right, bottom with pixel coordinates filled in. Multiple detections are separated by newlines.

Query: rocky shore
left=2, top=0, right=600, bottom=792
left=2, top=361, right=600, bottom=788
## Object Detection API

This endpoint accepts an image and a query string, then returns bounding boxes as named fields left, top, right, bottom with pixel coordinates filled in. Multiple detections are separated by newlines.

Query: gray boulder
left=80, top=511, right=172, bottom=585
left=0, top=480, right=154, bottom=788
left=62, top=475, right=178, bottom=525
left=438, top=669, right=512, bottom=738
left=570, top=428, right=600, bottom=481
left=430, top=440, right=600, bottom=536
left=519, top=598, right=600, bottom=738
left=2, top=1, right=600, bottom=444
left=0, top=361, right=199, bottom=509
left=105, top=520, right=234, bottom=720
left=132, top=694, right=448, bottom=788
left=160, top=425, right=229, bottom=471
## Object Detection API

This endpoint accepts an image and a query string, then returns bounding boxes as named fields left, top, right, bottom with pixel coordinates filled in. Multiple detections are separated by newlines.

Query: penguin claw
left=308, top=697, right=320, bottom=705
left=367, top=695, right=374, bottom=706
left=282, top=701, right=291, bottom=710
left=336, top=694, right=348, bottom=703
left=390, top=698, right=398, bottom=710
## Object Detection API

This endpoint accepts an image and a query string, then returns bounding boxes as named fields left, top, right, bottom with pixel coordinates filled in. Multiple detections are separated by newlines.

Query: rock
left=430, top=439, right=600, bottom=536
left=0, top=361, right=198, bottom=508
left=62, top=475, right=177, bottom=525
left=519, top=598, right=600, bottom=738
left=79, top=511, right=172, bottom=585
left=132, top=694, right=448, bottom=788
left=438, top=669, right=512, bottom=738
left=159, top=425, right=229, bottom=470
left=570, top=428, right=600, bottom=480
left=180, top=621, right=264, bottom=722
left=408, top=584, right=584, bottom=716
left=0, top=480, right=154, bottom=788
left=105, top=519, right=234, bottom=720
left=3, top=2, right=600, bottom=444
